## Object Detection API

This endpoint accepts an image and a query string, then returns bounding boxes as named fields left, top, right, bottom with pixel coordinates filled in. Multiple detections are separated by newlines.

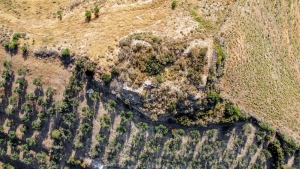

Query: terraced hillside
left=0, top=0, right=300, bottom=168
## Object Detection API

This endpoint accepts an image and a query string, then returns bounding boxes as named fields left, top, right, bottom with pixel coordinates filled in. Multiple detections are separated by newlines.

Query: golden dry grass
left=220, top=0, right=300, bottom=142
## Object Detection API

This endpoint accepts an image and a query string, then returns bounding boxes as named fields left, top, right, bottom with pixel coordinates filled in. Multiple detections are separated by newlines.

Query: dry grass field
left=220, top=0, right=300, bottom=142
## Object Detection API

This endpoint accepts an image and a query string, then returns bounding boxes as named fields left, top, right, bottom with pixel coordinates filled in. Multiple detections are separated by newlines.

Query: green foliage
left=37, top=97, right=47, bottom=106
left=8, top=131, right=16, bottom=140
left=120, top=110, right=133, bottom=122
left=101, top=73, right=112, bottom=83
left=9, top=96, right=17, bottom=106
left=167, top=103, right=176, bottom=111
left=89, top=91, right=100, bottom=101
left=25, top=93, right=36, bottom=101
left=61, top=48, right=70, bottom=57
left=21, top=103, right=32, bottom=113
left=2, top=70, right=10, bottom=79
left=94, top=6, right=99, bottom=17
left=26, top=137, right=36, bottom=146
left=136, top=122, right=149, bottom=132
left=16, top=77, right=26, bottom=85
left=2, top=163, right=14, bottom=169
left=17, top=68, right=26, bottom=76
left=5, top=108, right=14, bottom=116
left=57, top=10, right=62, bottom=20
left=21, top=44, right=27, bottom=53
left=154, top=124, right=168, bottom=138
left=3, top=61, right=12, bottom=70
left=104, top=99, right=117, bottom=111
left=258, top=122, right=275, bottom=133
left=95, top=133, right=106, bottom=142
left=33, top=77, right=42, bottom=86
left=79, top=123, right=92, bottom=134
left=144, top=56, right=165, bottom=76
left=46, top=86, right=55, bottom=97
left=116, top=125, right=126, bottom=135
left=20, top=124, right=27, bottom=133
left=215, top=42, right=226, bottom=67
left=32, top=120, right=41, bottom=130
left=14, top=86, right=22, bottom=94
left=111, top=67, right=120, bottom=75
left=11, top=152, right=19, bottom=160
left=171, top=1, right=177, bottom=9
left=20, top=144, right=29, bottom=153
left=207, top=92, right=220, bottom=105
left=268, top=140, right=284, bottom=167
left=23, top=157, right=33, bottom=164
left=36, top=152, right=47, bottom=164
left=222, top=104, right=242, bottom=123
left=172, top=129, right=185, bottom=140
left=52, top=129, right=61, bottom=139
left=81, top=106, right=94, bottom=118
left=190, top=130, right=200, bottom=142
left=85, top=10, right=92, bottom=21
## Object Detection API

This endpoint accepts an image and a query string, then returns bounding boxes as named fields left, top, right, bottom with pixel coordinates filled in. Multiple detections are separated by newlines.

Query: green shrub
left=37, top=97, right=47, bottom=106
left=144, top=56, right=165, bottom=76
left=9, top=96, right=17, bottom=106
left=111, top=67, right=120, bottom=75
left=100, top=115, right=111, bottom=128
left=82, top=106, right=94, bottom=118
left=21, top=103, right=33, bottom=113
left=171, top=1, right=177, bottom=9
left=116, top=125, right=126, bottom=135
left=167, top=103, right=176, bottom=111
left=25, top=92, right=37, bottom=101
left=26, top=137, right=36, bottom=146
left=11, top=152, right=19, bottom=160
left=95, top=133, right=106, bottom=142
left=89, top=91, right=100, bottom=101
left=189, top=130, right=200, bottom=142
left=3, top=61, right=12, bottom=70
left=268, top=140, right=284, bottom=166
left=21, top=44, right=27, bottom=53
left=120, top=110, right=133, bottom=122
left=85, top=11, right=92, bottom=21
left=8, top=131, right=16, bottom=140
left=17, top=68, right=26, bottom=76
left=52, top=129, right=61, bottom=139
left=32, top=120, right=41, bottom=130
left=101, top=73, right=112, bottom=83
left=20, top=144, right=29, bottom=153
left=5, top=108, right=14, bottom=116
left=136, top=122, right=149, bottom=132
left=94, top=6, right=99, bottom=17
left=46, top=87, right=55, bottom=97
left=23, top=157, right=33, bottom=164
left=79, top=123, right=92, bottom=134
left=36, top=152, right=47, bottom=164
left=20, top=125, right=27, bottom=133
left=154, top=124, right=168, bottom=138
left=207, top=92, right=220, bottom=105
left=33, top=77, right=42, bottom=86
left=57, top=10, right=62, bottom=20
left=16, top=77, right=26, bottom=85
left=61, top=48, right=70, bottom=57
left=2, top=70, right=10, bottom=79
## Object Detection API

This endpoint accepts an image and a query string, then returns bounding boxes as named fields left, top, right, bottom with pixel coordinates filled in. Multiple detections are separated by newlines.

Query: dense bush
left=144, top=56, right=165, bottom=76
left=154, top=124, right=168, bottom=138
left=52, top=129, right=61, bottom=139
left=33, top=77, right=42, bottom=87
left=116, top=125, right=126, bottom=135
left=268, top=140, right=284, bottom=167
left=120, top=110, right=133, bottom=122
left=136, top=122, right=149, bottom=132
left=101, top=73, right=112, bottom=83
left=85, top=11, right=92, bottom=21
left=61, top=48, right=70, bottom=57
left=32, top=120, right=41, bottom=130
left=171, top=1, right=177, bottom=9
left=82, top=106, right=94, bottom=119
left=99, top=115, right=111, bottom=128
left=79, top=123, right=92, bottom=134
left=207, top=92, right=220, bottom=105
